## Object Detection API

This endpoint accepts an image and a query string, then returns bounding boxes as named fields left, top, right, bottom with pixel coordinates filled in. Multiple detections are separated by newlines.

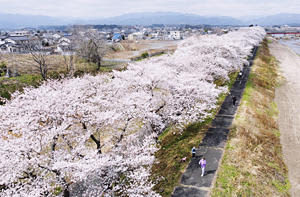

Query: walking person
left=199, top=157, right=206, bottom=177
left=191, top=146, right=196, bottom=157
left=238, top=70, right=243, bottom=84
left=232, top=96, right=237, bottom=106
left=238, top=71, right=243, bottom=78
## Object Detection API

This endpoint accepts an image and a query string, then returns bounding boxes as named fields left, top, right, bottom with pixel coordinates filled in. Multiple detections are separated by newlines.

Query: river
left=279, top=39, right=300, bottom=55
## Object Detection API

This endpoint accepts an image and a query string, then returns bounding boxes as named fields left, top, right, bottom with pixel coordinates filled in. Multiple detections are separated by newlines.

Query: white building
left=10, top=31, right=29, bottom=37
left=128, top=32, right=144, bottom=40
left=170, top=31, right=181, bottom=40
left=58, top=37, right=71, bottom=46
left=52, top=33, right=62, bottom=40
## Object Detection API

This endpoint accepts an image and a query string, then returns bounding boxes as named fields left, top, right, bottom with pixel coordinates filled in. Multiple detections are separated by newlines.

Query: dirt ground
left=107, top=40, right=179, bottom=60
left=270, top=41, right=300, bottom=196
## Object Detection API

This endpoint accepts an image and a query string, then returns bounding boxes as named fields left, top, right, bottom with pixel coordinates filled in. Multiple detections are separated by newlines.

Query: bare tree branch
left=23, top=39, right=49, bottom=80
left=63, top=54, right=74, bottom=77
left=75, top=31, right=107, bottom=71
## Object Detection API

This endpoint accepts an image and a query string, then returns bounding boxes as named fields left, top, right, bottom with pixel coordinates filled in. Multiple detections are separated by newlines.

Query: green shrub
left=141, top=52, right=149, bottom=59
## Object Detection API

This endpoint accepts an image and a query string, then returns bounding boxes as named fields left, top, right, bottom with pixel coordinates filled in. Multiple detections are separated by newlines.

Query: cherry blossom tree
left=0, top=27, right=265, bottom=196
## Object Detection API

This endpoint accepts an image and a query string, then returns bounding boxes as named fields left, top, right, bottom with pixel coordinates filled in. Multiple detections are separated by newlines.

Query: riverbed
left=271, top=42, right=300, bottom=196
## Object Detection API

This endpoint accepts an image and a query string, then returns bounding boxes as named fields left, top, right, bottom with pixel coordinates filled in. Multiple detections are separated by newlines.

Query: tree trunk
left=90, top=134, right=102, bottom=154
left=63, top=189, right=70, bottom=197
left=96, top=57, right=101, bottom=71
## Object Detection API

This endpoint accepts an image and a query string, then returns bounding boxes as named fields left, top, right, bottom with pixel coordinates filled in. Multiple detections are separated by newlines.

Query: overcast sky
left=0, top=0, right=299, bottom=18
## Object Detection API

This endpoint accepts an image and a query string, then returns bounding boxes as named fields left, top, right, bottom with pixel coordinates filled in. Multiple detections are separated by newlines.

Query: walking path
left=171, top=47, right=258, bottom=197
left=271, top=41, right=300, bottom=196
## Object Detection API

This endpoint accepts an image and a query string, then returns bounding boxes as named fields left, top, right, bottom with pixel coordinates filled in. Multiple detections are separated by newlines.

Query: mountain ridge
left=0, top=12, right=300, bottom=29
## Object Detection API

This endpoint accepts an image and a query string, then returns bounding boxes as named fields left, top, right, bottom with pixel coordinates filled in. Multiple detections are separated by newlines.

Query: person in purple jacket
left=199, top=157, right=206, bottom=177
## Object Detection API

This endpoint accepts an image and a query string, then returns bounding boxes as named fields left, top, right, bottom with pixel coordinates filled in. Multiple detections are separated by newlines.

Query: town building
left=170, top=31, right=182, bottom=40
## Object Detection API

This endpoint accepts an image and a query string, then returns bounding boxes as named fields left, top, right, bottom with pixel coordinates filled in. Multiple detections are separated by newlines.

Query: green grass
left=53, top=187, right=63, bottom=196
left=0, top=74, right=42, bottom=101
left=15, top=74, right=42, bottom=85
left=214, top=71, right=239, bottom=87
left=272, top=179, right=291, bottom=194
left=150, top=119, right=212, bottom=196
left=268, top=101, right=279, bottom=117
left=242, top=76, right=254, bottom=104
left=158, top=126, right=172, bottom=141
left=212, top=164, right=241, bottom=196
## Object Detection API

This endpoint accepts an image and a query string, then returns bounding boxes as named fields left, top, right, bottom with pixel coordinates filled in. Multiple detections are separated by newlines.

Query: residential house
left=0, top=44, right=8, bottom=52
left=58, top=37, right=71, bottom=45
left=2, top=36, right=30, bottom=53
left=170, top=31, right=182, bottom=40
left=128, top=32, right=144, bottom=40
left=10, top=31, right=29, bottom=37
left=55, top=37, right=73, bottom=55
left=52, top=33, right=62, bottom=40
left=112, top=33, right=123, bottom=42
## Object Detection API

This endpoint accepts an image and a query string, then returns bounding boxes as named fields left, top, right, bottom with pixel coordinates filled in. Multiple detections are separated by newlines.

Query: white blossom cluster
left=0, top=27, right=265, bottom=196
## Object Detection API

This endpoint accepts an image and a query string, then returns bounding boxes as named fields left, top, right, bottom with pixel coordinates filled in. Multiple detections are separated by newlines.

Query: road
left=270, top=41, right=300, bottom=196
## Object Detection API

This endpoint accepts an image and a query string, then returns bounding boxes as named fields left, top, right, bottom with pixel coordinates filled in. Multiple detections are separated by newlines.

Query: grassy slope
left=212, top=39, right=290, bottom=197
left=0, top=74, right=42, bottom=104
left=150, top=72, right=238, bottom=197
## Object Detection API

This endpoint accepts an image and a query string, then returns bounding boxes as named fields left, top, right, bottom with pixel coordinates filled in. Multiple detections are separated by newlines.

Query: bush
left=73, top=70, right=84, bottom=77
left=0, top=62, right=6, bottom=69
left=0, top=62, right=7, bottom=76
left=141, top=52, right=149, bottom=59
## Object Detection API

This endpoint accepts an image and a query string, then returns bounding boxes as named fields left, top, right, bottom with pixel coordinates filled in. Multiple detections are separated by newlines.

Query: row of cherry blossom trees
left=0, top=27, right=265, bottom=196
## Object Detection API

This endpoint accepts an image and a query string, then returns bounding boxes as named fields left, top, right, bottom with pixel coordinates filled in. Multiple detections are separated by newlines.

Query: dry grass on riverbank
left=212, top=39, right=290, bottom=196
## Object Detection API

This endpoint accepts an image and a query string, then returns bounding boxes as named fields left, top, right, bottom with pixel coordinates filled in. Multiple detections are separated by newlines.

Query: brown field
left=107, top=40, right=179, bottom=60
left=0, top=39, right=179, bottom=75
left=1, top=54, right=67, bottom=74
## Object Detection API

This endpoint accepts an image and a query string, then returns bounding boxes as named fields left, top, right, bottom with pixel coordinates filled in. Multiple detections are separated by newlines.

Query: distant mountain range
left=0, top=13, right=73, bottom=29
left=243, top=13, right=300, bottom=26
left=1, top=12, right=300, bottom=29
left=86, top=12, right=242, bottom=26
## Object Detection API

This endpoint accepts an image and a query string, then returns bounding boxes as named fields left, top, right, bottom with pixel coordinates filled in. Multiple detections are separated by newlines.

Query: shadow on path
left=171, top=46, right=258, bottom=197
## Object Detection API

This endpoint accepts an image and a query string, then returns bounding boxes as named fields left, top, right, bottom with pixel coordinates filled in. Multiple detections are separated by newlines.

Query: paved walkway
left=171, top=47, right=258, bottom=197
